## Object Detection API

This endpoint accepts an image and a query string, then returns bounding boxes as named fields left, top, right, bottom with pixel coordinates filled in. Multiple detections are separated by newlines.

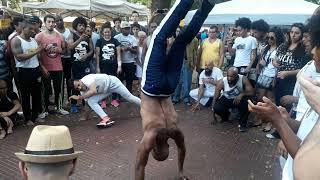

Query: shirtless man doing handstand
left=135, top=0, right=216, bottom=179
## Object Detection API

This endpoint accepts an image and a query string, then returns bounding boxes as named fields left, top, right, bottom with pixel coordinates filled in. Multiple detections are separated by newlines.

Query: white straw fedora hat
left=15, top=125, right=82, bottom=163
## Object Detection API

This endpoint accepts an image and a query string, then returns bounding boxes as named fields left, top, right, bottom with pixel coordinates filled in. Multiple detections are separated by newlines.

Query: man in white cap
left=15, top=125, right=82, bottom=180
left=114, top=21, right=138, bottom=94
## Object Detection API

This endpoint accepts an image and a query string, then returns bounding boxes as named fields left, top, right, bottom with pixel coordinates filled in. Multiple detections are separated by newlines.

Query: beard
left=204, top=69, right=213, bottom=76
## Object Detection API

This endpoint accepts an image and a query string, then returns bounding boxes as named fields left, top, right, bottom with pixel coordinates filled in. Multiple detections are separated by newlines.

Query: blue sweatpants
left=141, top=0, right=214, bottom=96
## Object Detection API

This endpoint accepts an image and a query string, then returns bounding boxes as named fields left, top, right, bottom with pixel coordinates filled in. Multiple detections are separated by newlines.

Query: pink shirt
left=35, top=32, right=63, bottom=71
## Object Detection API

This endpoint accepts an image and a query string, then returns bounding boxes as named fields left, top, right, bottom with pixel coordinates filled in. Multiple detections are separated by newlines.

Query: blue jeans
left=172, top=63, right=193, bottom=103
left=141, top=0, right=215, bottom=96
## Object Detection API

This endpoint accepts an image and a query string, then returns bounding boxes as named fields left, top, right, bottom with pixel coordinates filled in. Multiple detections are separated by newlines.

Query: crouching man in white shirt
left=190, top=61, right=223, bottom=111
left=69, top=74, right=141, bottom=128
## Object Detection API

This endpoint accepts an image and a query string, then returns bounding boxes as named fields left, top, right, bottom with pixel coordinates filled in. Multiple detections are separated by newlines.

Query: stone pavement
left=0, top=102, right=281, bottom=180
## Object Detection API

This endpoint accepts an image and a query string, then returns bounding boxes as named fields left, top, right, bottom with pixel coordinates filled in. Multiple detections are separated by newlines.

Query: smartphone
left=156, top=9, right=165, bottom=14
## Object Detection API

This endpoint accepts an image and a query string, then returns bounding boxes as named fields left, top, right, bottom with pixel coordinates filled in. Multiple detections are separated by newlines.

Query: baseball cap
left=121, top=21, right=131, bottom=29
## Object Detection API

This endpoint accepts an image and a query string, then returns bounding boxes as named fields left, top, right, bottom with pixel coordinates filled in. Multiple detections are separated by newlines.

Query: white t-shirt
left=293, top=61, right=319, bottom=120
left=261, top=49, right=277, bottom=77
left=199, top=67, right=223, bottom=93
left=114, top=33, right=138, bottom=63
left=232, top=36, right=257, bottom=67
left=282, top=61, right=320, bottom=180
left=80, top=74, right=111, bottom=95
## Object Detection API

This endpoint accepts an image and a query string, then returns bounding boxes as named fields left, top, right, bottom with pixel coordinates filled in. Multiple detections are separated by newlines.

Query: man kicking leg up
left=135, top=0, right=216, bottom=179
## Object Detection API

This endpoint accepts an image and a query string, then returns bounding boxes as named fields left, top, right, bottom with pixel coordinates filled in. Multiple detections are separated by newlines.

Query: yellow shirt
left=200, top=38, right=221, bottom=69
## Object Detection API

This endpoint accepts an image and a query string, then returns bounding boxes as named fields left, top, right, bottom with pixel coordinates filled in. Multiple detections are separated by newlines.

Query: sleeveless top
left=200, top=38, right=221, bottom=68
left=222, top=74, right=244, bottom=99
left=71, top=32, right=90, bottom=62
left=14, top=36, right=39, bottom=68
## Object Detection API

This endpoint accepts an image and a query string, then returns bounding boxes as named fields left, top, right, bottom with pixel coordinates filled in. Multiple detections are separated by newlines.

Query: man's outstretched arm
left=170, top=129, right=187, bottom=178
left=135, top=131, right=156, bottom=180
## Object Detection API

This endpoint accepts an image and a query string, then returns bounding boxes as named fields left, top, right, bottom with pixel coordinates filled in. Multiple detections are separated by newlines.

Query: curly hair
left=235, top=17, right=251, bottom=30
left=270, top=27, right=285, bottom=47
left=252, top=19, right=269, bottom=33
left=307, top=15, right=320, bottom=48
left=72, top=17, right=87, bottom=31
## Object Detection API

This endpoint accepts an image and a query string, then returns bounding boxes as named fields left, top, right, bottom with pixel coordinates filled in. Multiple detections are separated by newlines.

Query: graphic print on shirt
left=226, top=86, right=241, bottom=98
left=236, top=44, right=246, bottom=50
left=46, top=43, right=58, bottom=58
left=74, top=41, right=88, bottom=61
left=119, top=40, right=132, bottom=48
left=102, top=44, right=116, bottom=61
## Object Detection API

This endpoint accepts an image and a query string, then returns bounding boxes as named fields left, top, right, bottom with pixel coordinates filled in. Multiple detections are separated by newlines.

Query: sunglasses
left=267, top=36, right=275, bottom=40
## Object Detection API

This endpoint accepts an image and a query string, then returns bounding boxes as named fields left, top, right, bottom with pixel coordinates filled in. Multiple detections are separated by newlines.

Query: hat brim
left=15, top=151, right=83, bottom=164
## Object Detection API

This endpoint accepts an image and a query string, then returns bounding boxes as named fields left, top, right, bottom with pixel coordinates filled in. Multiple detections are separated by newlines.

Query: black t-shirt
left=71, top=33, right=90, bottom=63
left=0, top=92, right=18, bottom=112
left=276, top=43, right=306, bottom=72
left=96, top=37, right=121, bottom=64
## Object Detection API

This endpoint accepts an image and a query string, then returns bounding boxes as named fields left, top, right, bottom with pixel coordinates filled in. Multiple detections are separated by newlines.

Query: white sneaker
left=56, top=108, right=70, bottom=115
left=38, top=112, right=49, bottom=119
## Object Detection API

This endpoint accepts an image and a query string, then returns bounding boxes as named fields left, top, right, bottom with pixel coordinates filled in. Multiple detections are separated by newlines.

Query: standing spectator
left=273, top=23, right=306, bottom=107
left=36, top=14, right=69, bottom=118
left=6, top=17, right=24, bottom=92
left=227, top=17, right=257, bottom=78
left=200, top=29, right=208, bottom=41
left=8, top=17, right=24, bottom=40
left=136, top=31, right=147, bottom=93
left=89, top=21, right=100, bottom=48
left=172, top=34, right=199, bottom=105
left=11, top=20, right=43, bottom=126
left=190, top=61, right=223, bottom=110
left=112, top=17, right=122, bottom=37
left=146, top=22, right=157, bottom=49
left=132, top=22, right=140, bottom=40
left=67, top=17, right=94, bottom=113
left=55, top=15, right=73, bottom=104
left=29, top=16, right=42, bottom=38
left=114, top=21, right=138, bottom=93
left=130, top=11, right=147, bottom=33
left=212, top=67, right=254, bottom=132
left=198, top=25, right=224, bottom=70
left=255, top=27, right=284, bottom=131
left=0, top=39, right=10, bottom=89
left=251, top=19, right=270, bottom=84
left=0, top=80, right=21, bottom=139
left=96, top=24, right=122, bottom=107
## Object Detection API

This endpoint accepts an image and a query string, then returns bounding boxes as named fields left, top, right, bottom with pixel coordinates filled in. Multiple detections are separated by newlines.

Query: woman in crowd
left=273, top=23, right=306, bottom=109
left=256, top=27, right=284, bottom=132
left=95, top=24, right=122, bottom=107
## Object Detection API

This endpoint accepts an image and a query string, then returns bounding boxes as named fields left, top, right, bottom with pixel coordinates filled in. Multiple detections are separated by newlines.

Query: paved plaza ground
left=0, top=102, right=281, bottom=180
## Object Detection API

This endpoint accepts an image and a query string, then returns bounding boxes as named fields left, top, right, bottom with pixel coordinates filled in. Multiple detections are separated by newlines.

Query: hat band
left=24, top=148, right=74, bottom=155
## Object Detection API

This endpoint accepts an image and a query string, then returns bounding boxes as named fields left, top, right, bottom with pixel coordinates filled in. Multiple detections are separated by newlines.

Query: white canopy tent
left=185, top=0, right=319, bottom=25
left=22, top=0, right=149, bottom=19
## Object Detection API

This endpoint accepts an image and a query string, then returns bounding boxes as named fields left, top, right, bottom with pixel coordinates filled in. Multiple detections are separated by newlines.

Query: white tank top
left=222, top=74, right=244, bottom=99
left=14, top=36, right=39, bottom=68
